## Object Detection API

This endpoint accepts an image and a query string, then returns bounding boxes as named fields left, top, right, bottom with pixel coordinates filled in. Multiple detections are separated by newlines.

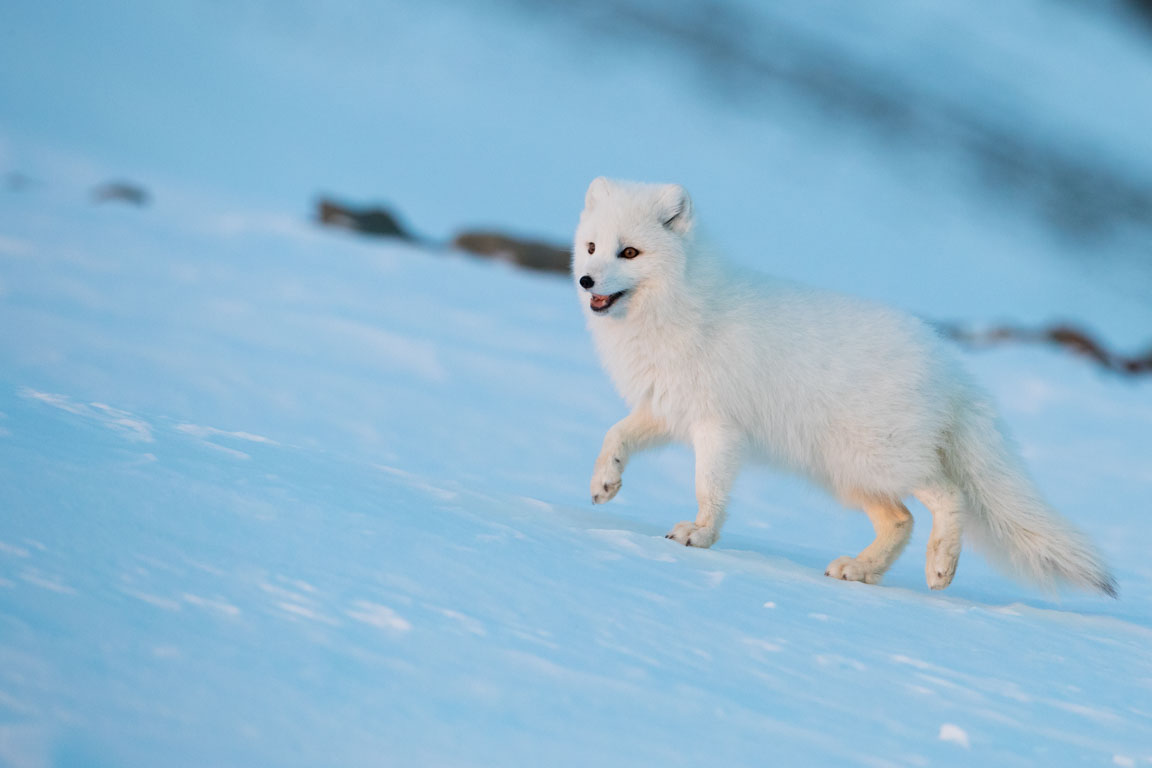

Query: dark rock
left=939, top=321, right=1152, bottom=377
left=313, top=196, right=571, bottom=274
left=452, top=231, right=571, bottom=274
left=92, top=181, right=150, bottom=207
left=4, top=172, right=33, bottom=192
left=316, top=198, right=413, bottom=240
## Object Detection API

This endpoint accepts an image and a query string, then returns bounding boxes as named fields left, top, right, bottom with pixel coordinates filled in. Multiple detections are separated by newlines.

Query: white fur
left=574, top=177, right=1116, bottom=596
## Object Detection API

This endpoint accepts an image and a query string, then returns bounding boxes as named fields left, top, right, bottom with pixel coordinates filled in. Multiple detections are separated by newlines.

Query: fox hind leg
left=913, top=482, right=965, bottom=590
left=825, top=498, right=914, bottom=585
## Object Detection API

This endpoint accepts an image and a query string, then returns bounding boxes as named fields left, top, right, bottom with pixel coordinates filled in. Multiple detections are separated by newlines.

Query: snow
left=2, top=1, right=1152, bottom=766
left=937, top=724, right=971, bottom=749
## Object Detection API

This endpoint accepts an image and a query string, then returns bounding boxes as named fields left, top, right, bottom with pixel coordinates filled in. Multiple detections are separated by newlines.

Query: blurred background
left=3, top=0, right=1152, bottom=332
left=2, top=2, right=1152, bottom=767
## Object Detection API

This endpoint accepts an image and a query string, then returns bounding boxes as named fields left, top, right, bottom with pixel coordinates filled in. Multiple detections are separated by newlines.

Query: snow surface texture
left=2, top=1, right=1152, bottom=766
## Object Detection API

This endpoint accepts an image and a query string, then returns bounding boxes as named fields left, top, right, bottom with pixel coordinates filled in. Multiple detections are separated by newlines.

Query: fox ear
left=585, top=177, right=611, bottom=210
left=657, top=184, right=693, bottom=234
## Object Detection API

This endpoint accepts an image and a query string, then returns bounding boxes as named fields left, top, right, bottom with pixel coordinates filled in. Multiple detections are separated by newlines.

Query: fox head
left=572, top=177, right=695, bottom=318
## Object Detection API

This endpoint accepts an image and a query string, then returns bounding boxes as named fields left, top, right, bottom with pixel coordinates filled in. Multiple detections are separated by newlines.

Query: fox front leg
left=590, top=406, right=668, bottom=504
left=666, top=423, right=742, bottom=548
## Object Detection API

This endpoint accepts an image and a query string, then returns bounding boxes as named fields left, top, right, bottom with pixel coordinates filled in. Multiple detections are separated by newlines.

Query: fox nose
left=579, top=275, right=595, bottom=290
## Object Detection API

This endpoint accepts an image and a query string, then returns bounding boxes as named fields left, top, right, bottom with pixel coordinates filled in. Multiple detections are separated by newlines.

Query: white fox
left=573, top=177, right=1115, bottom=595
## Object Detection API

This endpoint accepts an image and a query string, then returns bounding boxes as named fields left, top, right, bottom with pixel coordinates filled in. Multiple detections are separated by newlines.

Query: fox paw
left=590, top=459, right=622, bottom=504
left=825, top=556, right=883, bottom=585
left=925, top=537, right=960, bottom=590
left=665, top=521, right=718, bottom=548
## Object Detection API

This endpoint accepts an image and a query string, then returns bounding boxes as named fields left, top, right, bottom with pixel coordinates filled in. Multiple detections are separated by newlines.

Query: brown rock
left=452, top=231, right=571, bottom=274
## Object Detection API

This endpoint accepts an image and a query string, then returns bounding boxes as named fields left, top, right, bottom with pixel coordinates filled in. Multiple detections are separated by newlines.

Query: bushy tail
left=944, top=398, right=1117, bottom=597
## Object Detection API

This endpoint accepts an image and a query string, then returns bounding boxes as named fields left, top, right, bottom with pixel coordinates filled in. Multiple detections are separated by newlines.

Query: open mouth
left=590, top=290, right=627, bottom=313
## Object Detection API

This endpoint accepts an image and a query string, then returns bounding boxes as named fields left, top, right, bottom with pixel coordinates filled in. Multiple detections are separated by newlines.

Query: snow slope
left=2, top=0, right=1152, bottom=765
left=1, top=178, right=1150, bottom=767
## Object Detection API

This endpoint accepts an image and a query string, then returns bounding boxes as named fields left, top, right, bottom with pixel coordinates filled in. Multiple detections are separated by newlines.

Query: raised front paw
left=590, top=458, right=622, bottom=504
left=665, top=521, right=718, bottom=548
left=825, top=556, right=884, bottom=585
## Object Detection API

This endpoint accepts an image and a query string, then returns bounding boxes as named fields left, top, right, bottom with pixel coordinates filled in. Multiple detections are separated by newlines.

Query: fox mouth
left=590, top=290, right=627, bottom=313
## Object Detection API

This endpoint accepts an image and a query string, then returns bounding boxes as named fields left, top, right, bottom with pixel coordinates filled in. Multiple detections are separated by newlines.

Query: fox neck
left=636, top=245, right=724, bottom=322
left=589, top=249, right=726, bottom=408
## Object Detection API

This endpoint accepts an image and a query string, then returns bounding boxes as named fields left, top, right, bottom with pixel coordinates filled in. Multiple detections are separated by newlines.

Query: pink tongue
left=591, top=294, right=610, bottom=309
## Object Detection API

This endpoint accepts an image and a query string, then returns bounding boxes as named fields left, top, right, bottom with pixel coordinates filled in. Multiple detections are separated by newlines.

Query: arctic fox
left=573, top=177, right=1116, bottom=595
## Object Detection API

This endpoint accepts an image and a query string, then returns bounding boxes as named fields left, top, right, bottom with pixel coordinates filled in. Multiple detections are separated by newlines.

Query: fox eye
left=618, top=246, right=639, bottom=259
left=587, top=242, right=595, bottom=254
